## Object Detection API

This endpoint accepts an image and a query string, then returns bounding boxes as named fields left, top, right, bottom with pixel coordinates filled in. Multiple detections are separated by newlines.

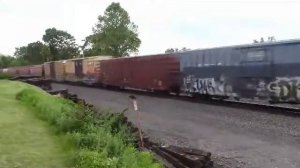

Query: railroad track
left=221, top=99, right=300, bottom=115
left=54, top=81, right=300, bottom=116
left=18, top=78, right=300, bottom=116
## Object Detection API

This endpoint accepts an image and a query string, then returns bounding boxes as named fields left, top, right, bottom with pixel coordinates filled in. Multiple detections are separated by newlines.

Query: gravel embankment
left=52, top=83, right=300, bottom=168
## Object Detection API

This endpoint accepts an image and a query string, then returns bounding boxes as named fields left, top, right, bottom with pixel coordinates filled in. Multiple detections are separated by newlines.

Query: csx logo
left=267, top=78, right=300, bottom=102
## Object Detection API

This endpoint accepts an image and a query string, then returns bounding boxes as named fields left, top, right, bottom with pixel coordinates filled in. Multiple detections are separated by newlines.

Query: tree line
left=0, top=2, right=141, bottom=68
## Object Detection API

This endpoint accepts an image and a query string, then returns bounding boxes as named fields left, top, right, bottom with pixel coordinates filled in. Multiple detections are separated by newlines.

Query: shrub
left=74, top=150, right=109, bottom=168
left=17, top=87, right=162, bottom=168
left=0, top=73, right=11, bottom=79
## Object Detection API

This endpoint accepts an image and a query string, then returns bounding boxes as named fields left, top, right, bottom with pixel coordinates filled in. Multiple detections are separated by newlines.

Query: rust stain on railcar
left=82, top=56, right=112, bottom=84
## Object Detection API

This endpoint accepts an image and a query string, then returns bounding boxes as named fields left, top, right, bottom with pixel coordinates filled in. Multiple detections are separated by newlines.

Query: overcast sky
left=1, top=0, right=300, bottom=56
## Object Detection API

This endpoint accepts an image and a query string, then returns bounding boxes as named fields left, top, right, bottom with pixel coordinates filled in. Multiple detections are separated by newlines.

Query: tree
left=81, top=36, right=99, bottom=57
left=26, top=41, right=48, bottom=64
left=165, top=48, right=176, bottom=53
left=268, top=36, right=276, bottom=42
left=40, top=45, right=51, bottom=62
left=42, top=28, right=79, bottom=61
left=181, top=47, right=190, bottom=52
left=14, top=46, right=27, bottom=59
left=165, top=47, right=190, bottom=54
left=0, top=55, right=14, bottom=68
left=87, top=2, right=141, bottom=57
left=14, top=41, right=50, bottom=64
left=13, top=46, right=30, bottom=65
left=253, top=36, right=276, bottom=43
left=0, top=54, right=27, bottom=68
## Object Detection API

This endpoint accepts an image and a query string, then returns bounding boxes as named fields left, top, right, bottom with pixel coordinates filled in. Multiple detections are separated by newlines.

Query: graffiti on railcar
left=183, top=74, right=300, bottom=102
left=240, top=78, right=270, bottom=99
left=183, top=75, right=235, bottom=96
left=183, top=76, right=215, bottom=94
left=255, top=80, right=268, bottom=98
left=267, top=77, right=300, bottom=102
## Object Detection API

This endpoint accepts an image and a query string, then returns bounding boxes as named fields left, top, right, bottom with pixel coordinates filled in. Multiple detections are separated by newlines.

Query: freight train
left=2, top=39, right=300, bottom=103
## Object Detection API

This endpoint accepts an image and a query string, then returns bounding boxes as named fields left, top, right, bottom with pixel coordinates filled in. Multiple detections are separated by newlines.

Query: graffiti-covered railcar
left=177, top=39, right=300, bottom=103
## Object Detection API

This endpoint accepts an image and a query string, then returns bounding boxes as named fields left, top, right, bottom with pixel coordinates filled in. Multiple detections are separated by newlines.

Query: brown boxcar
left=29, top=65, right=43, bottom=77
left=2, top=64, right=42, bottom=77
left=100, top=54, right=180, bottom=92
left=0, top=68, right=10, bottom=75
left=5, top=67, right=17, bottom=76
left=44, top=61, right=65, bottom=81
left=64, top=58, right=84, bottom=82
left=54, top=61, right=65, bottom=81
left=44, top=62, right=51, bottom=80
left=16, top=66, right=31, bottom=76
left=82, top=56, right=112, bottom=84
left=64, top=59, right=76, bottom=81
left=101, top=58, right=124, bottom=87
left=2, top=66, right=30, bottom=77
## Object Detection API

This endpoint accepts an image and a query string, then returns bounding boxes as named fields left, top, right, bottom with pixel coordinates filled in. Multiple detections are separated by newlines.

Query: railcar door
left=50, top=62, right=56, bottom=79
left=75, top=59, right=83, bottom=78
left=238, top=48, right=273, bottom=99
left=121, top=58, right=133, bottom=89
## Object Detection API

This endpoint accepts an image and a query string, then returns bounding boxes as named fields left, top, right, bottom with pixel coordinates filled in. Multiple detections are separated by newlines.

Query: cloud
left=0, top=0, right=300, bottom=55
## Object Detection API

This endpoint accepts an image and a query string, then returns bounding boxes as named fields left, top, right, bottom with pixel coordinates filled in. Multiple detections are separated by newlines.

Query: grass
left=14, top=80, right=162, bottom=168
left=0, top=73, right=11, bottom=79
left=0, top=80, right=70, bottom=168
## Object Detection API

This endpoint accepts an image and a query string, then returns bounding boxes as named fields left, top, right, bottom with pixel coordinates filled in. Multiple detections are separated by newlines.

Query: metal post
left=129, top=95, right=144, bottom=148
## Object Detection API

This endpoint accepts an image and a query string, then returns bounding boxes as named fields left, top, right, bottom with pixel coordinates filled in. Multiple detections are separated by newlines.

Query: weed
left=0, top=73, right=11, bottom=79
left=17, top=87, right=162, bottom=168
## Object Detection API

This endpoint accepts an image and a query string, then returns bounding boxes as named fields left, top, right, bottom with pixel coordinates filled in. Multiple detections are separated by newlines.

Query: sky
left=0, top=0, right=300, bottom=56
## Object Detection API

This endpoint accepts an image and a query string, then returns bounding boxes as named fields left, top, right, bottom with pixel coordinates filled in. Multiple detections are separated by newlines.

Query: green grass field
left=0, top=80, right=69, bottom=168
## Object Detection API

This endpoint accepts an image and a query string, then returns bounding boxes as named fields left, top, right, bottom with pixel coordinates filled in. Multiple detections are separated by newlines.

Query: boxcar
left=82, top=56, right=112, bottom=85
left=1, top=66, right=30, bottom=77
left=64, top=59, right=76, bottom=82
left=64, top=58, right=84, bottom=82
left=0, top=68, right=12, bottom=76
left=100, top=54, right=180, bottom=92
left=16, top=66, right=31, bottom=76
left=5, top=67, right=17, bottom=76
left=29, top=65, right=43, bottom=77
left=44, top=62, right=51, bottom=80
left=176, top=39, right=300, bottom=103
left=44, top=61, right=65, bottom=81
